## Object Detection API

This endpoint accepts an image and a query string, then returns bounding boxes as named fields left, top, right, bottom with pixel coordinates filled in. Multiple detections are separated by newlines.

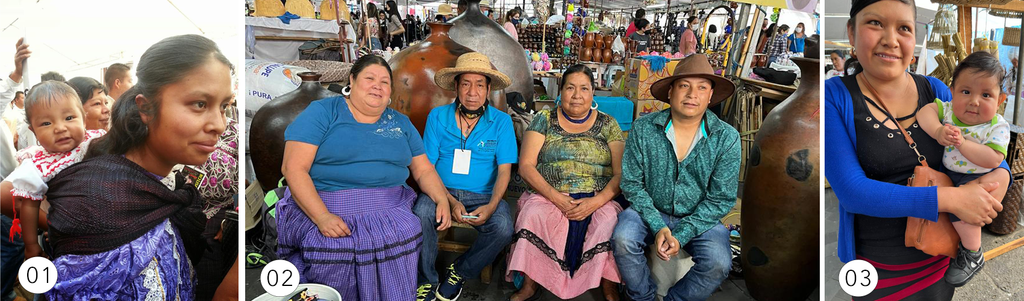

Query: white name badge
left=453, top=149, right=472, bottom=175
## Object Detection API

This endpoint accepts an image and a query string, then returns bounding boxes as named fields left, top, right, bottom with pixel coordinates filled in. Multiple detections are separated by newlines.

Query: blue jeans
left=2, top=216, right=24, bottom=301
left=414, top=188, right=514, bottom=285
left=611, top=208, right=732, bottom=301
left=370, top=37, right=382, bottom=50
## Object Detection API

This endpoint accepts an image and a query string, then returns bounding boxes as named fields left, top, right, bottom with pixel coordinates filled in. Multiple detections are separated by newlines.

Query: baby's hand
left=936, top=124, right=962, bottom=146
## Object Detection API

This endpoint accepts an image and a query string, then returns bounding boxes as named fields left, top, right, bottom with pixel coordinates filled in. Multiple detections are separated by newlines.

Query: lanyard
left=459, top=112, right=479, bottom=150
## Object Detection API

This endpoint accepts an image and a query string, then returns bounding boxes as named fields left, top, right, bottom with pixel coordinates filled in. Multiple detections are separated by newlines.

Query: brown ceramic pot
left=604, top=35, right=615, bottom=46
left=602, top=48, right=613, bottom=63
left=595, top=37, right=605, bottom=49
left=249, top=72, right=340, bottom=191
left=581, top=47, right=593, bottom=61
left=389, top=22, right=474, bottom=134
left=741, top=36, right=820, bottom=301
left=584, top=33, right=595, bottom=48
left=447, top=0, right=532, bottom=109
left=591, top=48, right=603, bottom=62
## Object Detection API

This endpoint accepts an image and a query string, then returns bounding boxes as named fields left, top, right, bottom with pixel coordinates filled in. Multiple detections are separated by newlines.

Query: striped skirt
left=277, top=186, right=421, bottom=301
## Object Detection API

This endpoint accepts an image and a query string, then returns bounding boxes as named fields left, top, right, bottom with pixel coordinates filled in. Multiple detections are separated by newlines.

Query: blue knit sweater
left=824, top=74, right=1011, bottom=263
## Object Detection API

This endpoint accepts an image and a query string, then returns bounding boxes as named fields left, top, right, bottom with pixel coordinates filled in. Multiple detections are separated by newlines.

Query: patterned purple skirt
left=276, top=185, right=421, bottom=301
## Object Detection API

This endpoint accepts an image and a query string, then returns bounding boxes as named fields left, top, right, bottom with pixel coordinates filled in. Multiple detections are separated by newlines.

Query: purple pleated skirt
left=276, top=185, right=421, bottom=301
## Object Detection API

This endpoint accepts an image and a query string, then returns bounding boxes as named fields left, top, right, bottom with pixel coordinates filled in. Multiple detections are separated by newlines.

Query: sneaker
left=435, top=263, right=465, bottom=301
left=945, top=243, right=985, bottom=287
left=416, top=283, right=437, bottom=301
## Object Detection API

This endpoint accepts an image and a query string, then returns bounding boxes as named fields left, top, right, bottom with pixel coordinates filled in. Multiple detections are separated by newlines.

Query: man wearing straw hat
left=413, top=52, right=517, bottom=301
left=612, top=54, right=741, bottom=301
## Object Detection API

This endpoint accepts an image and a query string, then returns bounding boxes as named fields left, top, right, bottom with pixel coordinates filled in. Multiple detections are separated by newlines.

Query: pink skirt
left=505, top=192, right=622, bottom=299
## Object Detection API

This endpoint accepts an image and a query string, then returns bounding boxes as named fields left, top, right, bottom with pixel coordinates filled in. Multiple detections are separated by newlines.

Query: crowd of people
left=272, top=46, right=741, bottom=300
left=0, top=34, right=240, bottom=301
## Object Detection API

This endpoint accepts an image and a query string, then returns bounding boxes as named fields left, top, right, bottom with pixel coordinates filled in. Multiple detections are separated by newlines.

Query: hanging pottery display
left=742, top=35, right=821, bottom=301
left=388, top=22, right=474, bottom=134
left=448, top=0, right=532, bottom=109
left=250, top=72, right=340, bottom=191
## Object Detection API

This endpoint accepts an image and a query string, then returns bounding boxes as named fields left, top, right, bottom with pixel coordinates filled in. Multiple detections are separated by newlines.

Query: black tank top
left=842, top=74, right=944, bottom=261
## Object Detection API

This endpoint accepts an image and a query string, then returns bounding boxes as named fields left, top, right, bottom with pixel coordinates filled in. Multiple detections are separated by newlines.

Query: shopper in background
left=766, top=24, right=790, bottom=65
left=503, top=9, right=521, bottom=41
left=679, top=16, right=698, bottom=56
left=385, top=0, right=406, bottom=49
left=625, top=8, right=645, bottom=38
left=629, top=19, right=652, bottom=53
left=788, top=22, right=806, bottom=53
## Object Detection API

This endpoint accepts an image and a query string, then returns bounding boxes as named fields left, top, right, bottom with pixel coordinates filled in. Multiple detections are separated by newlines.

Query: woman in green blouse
left=506, top=65, right=625, bottom=301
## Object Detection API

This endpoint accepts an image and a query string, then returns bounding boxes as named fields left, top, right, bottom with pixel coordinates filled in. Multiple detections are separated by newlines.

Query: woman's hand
left=566, top=197, right=603, bottom=221
left=313, top=212, right=351, bottom=238
left=943, top=182, right=1002, bottom=226
left=550, top=194, right=577, bottom=214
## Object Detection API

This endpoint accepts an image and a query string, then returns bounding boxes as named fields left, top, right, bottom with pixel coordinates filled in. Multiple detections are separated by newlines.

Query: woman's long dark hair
left=87, top=34, right=233, bottom=159
left=385, top=0, right=402, bottom=22
left=366, top=2, right=378, bottom=18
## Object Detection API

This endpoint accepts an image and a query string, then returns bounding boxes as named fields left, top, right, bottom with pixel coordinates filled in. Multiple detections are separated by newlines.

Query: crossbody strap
left=859, top=73, right=928, bottom=166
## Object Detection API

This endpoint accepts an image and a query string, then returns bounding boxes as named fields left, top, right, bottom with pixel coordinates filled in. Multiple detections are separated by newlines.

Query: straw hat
left=434, top=52, right=512, bottom=91
left=649, top=54, right=736, bottom=107
left=438, top=4, right=454, bottom=16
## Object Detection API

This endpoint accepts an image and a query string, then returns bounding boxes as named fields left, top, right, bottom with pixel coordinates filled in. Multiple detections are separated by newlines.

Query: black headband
left=850, top=0, right=882, bottom=19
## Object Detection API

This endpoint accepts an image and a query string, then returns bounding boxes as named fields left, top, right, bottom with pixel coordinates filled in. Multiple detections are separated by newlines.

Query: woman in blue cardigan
left=824, top=0, right=1011, bottom=300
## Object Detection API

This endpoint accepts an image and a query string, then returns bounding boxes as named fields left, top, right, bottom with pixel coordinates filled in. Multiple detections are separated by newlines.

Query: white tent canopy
left=0, top=0, right=240, bottom=87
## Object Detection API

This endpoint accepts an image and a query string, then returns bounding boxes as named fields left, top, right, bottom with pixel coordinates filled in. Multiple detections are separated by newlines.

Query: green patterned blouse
left=527, top=109, right=624, bottom=194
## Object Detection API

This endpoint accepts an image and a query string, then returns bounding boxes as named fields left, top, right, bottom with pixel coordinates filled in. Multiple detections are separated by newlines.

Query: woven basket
left=282, top=60, right=352, bottom=83
left=1011, top=133, right=1024, bottom=175
left=988, top=178, right=1022, bottom=234
left=1004, top=27, right=1021, bottom=47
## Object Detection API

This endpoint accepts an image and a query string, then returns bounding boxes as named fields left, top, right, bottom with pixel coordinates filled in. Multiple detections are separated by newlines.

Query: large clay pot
left=581, top=48, right=593, bottom=61
left=250, top=72, right=340, bottom=191
left=592, top=48, right=603, bottom=62
left=389, top=22, right=473, bottom=134
left=741, top=36, right=821, bottom=301
left=448, top=0, right=531, bottom=110
left=603, top=35, right=615, bottom=46
left=595, top=37, right=605, bottom=49
left=602, top=48, right=613, bottom=63
left=584, top=33, right=595, bottom=48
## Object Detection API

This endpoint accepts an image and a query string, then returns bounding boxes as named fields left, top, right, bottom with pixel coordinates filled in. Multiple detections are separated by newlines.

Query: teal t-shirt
left=284, top=96, right=424, bottom=191
left=423, top=103, right=518, bottom=195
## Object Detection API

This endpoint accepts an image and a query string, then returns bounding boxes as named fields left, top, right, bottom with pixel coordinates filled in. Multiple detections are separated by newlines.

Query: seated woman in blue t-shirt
left=278, top=55, right=453, bottom=300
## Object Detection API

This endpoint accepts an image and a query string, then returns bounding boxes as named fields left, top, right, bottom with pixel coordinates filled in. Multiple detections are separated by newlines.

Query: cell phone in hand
left=461, top=215, right=479, bottom=219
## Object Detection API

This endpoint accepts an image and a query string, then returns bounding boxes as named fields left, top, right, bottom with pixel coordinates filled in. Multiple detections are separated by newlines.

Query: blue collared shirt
left=423, top=103, right=519, bottom=195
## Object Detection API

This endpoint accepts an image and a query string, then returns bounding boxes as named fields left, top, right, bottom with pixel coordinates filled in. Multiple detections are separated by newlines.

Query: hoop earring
left=591, top=101, right=599, bottom=110
left=850, top=47, right=857, bottom=59
left=388, top=98, right=392, bottom=105
left=342, top=86, right=352, bottom=96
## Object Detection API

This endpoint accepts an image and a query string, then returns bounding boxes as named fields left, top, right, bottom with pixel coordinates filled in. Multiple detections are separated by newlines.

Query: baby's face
left=951, top=70, right=1004, bottom=126
left=28, top=97, right=86, bottom=153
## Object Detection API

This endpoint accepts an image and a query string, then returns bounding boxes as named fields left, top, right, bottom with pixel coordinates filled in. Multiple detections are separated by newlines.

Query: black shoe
left=945, top=243, right=984, bottom=287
